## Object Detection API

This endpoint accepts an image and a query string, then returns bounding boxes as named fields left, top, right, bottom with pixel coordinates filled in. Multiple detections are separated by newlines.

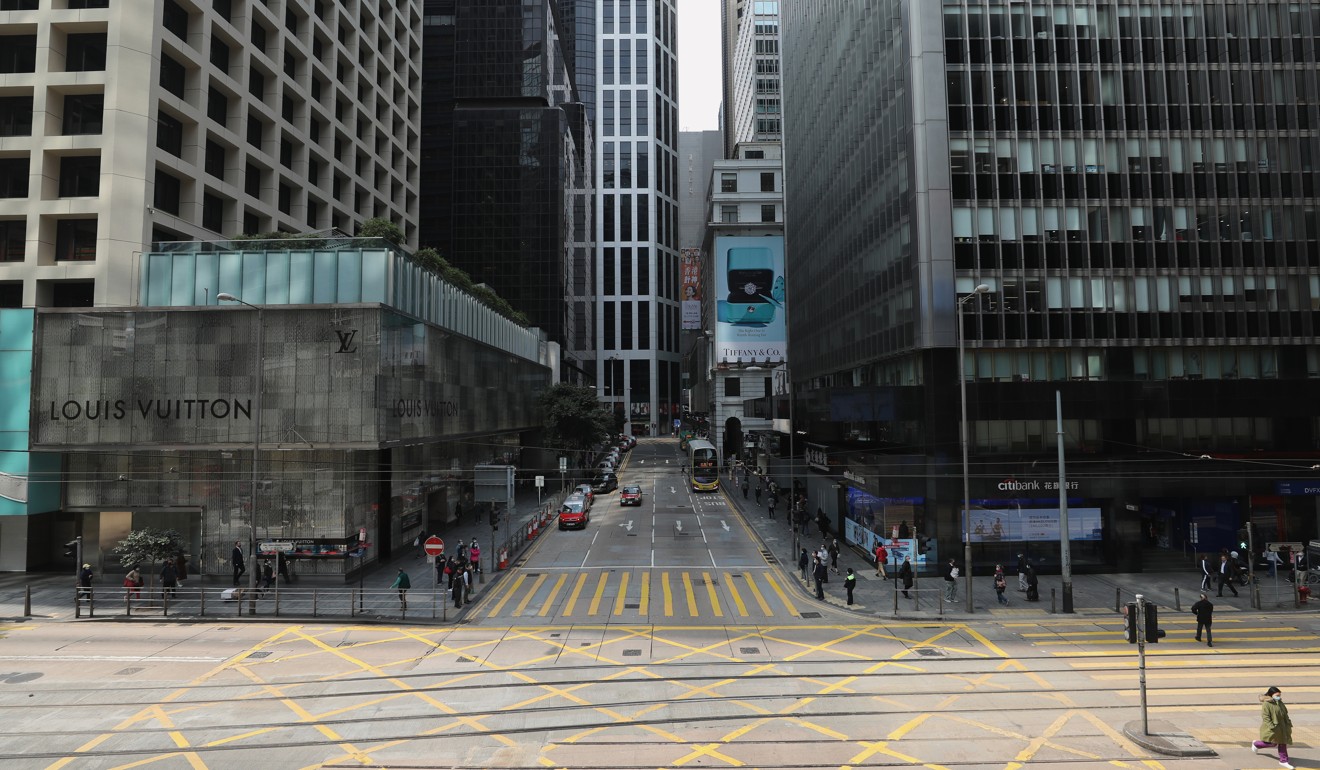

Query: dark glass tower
left=782, top=0, right=1320, bottom=572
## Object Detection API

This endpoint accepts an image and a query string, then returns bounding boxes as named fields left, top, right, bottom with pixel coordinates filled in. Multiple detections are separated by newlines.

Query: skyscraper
left=595, top=0, right=680, bottom=435
left=782, top=0, right=1320, bottom=572
left=0, top=0, right=421, bottom=309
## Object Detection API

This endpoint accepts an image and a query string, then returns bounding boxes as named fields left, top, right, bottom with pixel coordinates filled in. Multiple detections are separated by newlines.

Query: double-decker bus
left=688, top=439, right=719, bottom=492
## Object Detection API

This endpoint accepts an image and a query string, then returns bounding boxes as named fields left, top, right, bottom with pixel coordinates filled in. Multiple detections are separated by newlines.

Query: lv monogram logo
left=334, top=329, right=359, bottom=354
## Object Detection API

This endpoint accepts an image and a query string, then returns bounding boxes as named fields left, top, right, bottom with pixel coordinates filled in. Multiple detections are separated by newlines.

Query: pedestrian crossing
left=480, top=567, right=803, bottom=622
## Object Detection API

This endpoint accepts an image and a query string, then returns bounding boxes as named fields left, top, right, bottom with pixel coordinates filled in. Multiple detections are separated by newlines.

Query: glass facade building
left=782, top=0, right=1320, bottom=572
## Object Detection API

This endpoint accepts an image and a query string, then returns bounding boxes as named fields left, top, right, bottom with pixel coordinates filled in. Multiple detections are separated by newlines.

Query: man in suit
left=231, top=540, right=246, bottom=586
left=1218, top=553, right=1239, bottom=597
left=1190, top=592, right=1213, bottom=647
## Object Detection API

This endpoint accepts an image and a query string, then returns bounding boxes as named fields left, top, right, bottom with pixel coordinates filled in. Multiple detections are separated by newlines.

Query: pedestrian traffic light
left=1123, top=602, right=1137, bottom=643
left=63, top=540, right=78, bottom=558
left=1144, top=602, right=1166, bottom=643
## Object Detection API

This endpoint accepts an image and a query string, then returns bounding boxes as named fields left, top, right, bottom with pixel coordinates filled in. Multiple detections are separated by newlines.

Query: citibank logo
left=998, top=478, right=1040, bottom=491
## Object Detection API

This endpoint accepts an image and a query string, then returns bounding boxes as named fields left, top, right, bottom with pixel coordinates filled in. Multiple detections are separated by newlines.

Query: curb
left=1122, top=720, right=1217, bottom=757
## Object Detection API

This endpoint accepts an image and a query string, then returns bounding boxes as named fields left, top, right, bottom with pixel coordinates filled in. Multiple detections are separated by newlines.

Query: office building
left=591, top=0, right=681, bottom=435
left=781, top=0, right=1320, bottom=571
left=419, top=1, right=593, bottom=379
left=0, top=0, right=422, bottom=309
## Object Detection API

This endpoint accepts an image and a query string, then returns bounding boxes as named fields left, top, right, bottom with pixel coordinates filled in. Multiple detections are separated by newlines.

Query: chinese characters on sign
left=681, top=248, right=702, bottom=330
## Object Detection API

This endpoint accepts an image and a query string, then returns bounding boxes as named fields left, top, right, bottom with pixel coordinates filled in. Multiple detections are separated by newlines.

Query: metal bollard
left=274, top=587, right=280, bottom=616
left=1174, top=587, right=1181, bottom=611
left=1115, top=586, right=1121, bottom=613
left=1051, top=588, right=1056, bottom=614
left=351, top=588, right=357, bottom=616
left=200, top=588, right=206, bottom=617
left=125, top=589, right=131, bottom=617
left=312, top=589, right=318, bottom=617
left=23, top=585, right=30, bottom=617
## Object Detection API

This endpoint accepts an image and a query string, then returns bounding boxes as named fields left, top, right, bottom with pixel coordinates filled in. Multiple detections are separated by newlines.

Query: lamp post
left=958, top=284, right=990, bottom=613
left=217, top=292, right=263, bottom=598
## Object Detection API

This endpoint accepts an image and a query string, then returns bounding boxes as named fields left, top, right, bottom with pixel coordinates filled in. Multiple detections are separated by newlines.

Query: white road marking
left=721, top=520, right=730, bottom=531
left=620, top=520, right=634, bottom=531
left=0, top=655, right=226, bottom=663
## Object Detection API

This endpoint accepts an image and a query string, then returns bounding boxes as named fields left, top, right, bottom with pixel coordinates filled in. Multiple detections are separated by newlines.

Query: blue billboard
left=713, top=236, right=786, bottom=364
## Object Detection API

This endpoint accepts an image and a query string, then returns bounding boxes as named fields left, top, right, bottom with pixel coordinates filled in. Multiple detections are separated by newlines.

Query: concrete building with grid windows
left=781, top=0, right=1320, bottom=574
left=0, top=0, right=421, bottom=309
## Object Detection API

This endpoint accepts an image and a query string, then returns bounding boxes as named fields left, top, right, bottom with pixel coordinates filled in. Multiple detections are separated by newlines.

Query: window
left=246, top=115, right=263, bottom=147
left=242, top=211, right=259, bottom=234
left=244, top=163, right=261, bottom=197
left=213, top=0, right=231, bottom=22
left=159, top=54, right=186, bottom=98
left=308, top=118, right=321, bottom=143
left=248, top=69, right=265, bottom=100
left=277, top=182, right=291, bottom=214
left=154, top=169, right=182, bottom=215
left=720, top=172, right=737, bottom=192
left=55, top=219, right=97, bottom=261
left=202, top=192, right=223, bottom=231
left=279, top=138, right=293, bottom=168
left=66, top=0, right=108, bottom=8
left=59, top=156, right=101, bottom=197
left=720, top=204, right=737, bottom=223
left=210, top=36, right=230, bottom=71
left=156, top=111, right=183, bottom=156
left=66, top=33, right=107, bottom=71
left=62, top=94, right=103, bottom=135
left=724, top=377, right=741, bottom=397
left=0, top=0, right=38, bottom=9
left=0, top=96, right=33, bottom=137
left=205, top=140, right=226, bottom=179
left=207, top=87, right=228, bottom=124
left=0, top=35, right=36, bottom=74
left=162, top=0, right=189, bottom=40
left=0, top=158, right=29, bottom=198
left=0, top=220, right=24, bottom=262
left=760, top=172, right=775, bottom=192
left=760, top=204, right=776, bottom=223
left=251, top=20, right=268, bottom=52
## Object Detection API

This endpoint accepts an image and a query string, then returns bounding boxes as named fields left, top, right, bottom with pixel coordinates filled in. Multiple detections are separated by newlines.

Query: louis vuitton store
left=29, top=293, right=551, bottom=578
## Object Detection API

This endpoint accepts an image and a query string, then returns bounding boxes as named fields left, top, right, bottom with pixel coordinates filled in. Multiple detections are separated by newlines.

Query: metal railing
left=74, top=585, right=479, bottom=621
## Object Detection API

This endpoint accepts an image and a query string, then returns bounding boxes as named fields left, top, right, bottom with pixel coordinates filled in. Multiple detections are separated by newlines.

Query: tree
left=538, top=383, right=614, bottom=462
left=113, top=528, right=188, bottom=585
left=356, top=217, right=405, bottom=245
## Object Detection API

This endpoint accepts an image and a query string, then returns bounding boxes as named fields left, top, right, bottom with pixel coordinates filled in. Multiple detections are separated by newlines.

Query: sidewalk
left=724, top=468, right=1318, bottom=621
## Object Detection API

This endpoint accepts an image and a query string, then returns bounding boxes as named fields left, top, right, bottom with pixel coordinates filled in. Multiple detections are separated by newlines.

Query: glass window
left=62, top=94, right=103, bottom=135
left=55, top=219, right=97, bottom=261
left=0, top=35, right=36, bottom=74
left=160, top=54, right=186, bottom=98
left=59, top=156, right=101, bottom=197
left=156, top=111, right=184, bottom=156
left=66, top=33, right=107, bottom=72
left=0, top=96, right=32, bottom=137
left=154, top=169, right=182, bottom=215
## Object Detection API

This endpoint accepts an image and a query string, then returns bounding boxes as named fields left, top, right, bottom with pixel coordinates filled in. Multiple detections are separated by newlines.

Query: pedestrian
left=816, top=508, right=829, bottom=537
left=454, top=502, right=463, bottom=524
left=1026, top=564, right=1039, bottom=601
left=160, top=559, right=178, bottom=598
left=123, top=565, right=142, bottom=599
left=828, top=538, right=840, bottom=574
left=413, top=534, right=423, bottom=559
left=993, top=566, right=1008, bottom=605
left=1252, top=686, right=1294, bottom=769
left=1190, top=592, right=1214, bottom=647
left=175, top=553, right=189, bottom=588
left=434, top=554, right=446, bottom=586
left=77, top=563, right=94, bottom=598
left=798, top=548, right=809, bottom=581
left=1266, top=549, right=1282, bottom=579
left=1016, top=553, right=1029, bottom=592
left=844, top=567, right=856, bottom=605
left=276, top=555, right=291, bottom=584
left=391, top=568, right=411, bottom=610
left=767, top=496, right=776, bottom=519
left=232, top=540, right=246, bottom=586
left=874, top=542, right=888, bottom=579
left=942, top=558, right=958, bottom=603
left=257, top=562, right=274, bottom=590
left=450, top=568, right=464, bottom=608
left=899, top=557, right=914, bottom=599
left=1218, top=553, right=1239, bottom=597
left=816, top=544, right=829, bottom=581
left=898, top=520, right=911, bottom=539
left=1199, top=552, right=1214, bottom=592
left=469, top=539, right=481, bottom=573
left=463, top=564, right=475, bottom=602
left=741, top=478, right=749, bottom=499
left=754, top=481, right=762, bottom=505
left=813, top=557, right=827, bottom=600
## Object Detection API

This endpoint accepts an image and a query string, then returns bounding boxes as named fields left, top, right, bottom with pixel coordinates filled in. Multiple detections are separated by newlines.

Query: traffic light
left=1144, top=602, right=1166, bottom=643
left=63, top=539, right=79, bottom=558
left=1123, top=602, right=1137, bottom=643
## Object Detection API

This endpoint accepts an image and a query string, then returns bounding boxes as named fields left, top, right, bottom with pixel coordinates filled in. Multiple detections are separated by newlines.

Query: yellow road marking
left=613, top=572, right=631, bottom=615
left=763, top=572, right=798, bottom=616
left=538, top=574, right=567, bottom=617
left=639, top=571, right=650, bottom=615
left=587, top=571, right=610, bottom=616
left=513, top=573, right=547, bottom=616
left=562, top=572, right=589, bottom=616
left=662, top=571, right=673, bottom=616
left=702, top=571, right=724, bottom=617
left=487, top=573, right=527, bottom=618
left=724, top=571, right=750, bottom=617
left=742, top=573, right=774, bottom=616
left=681, top=572, right=699, bottom=616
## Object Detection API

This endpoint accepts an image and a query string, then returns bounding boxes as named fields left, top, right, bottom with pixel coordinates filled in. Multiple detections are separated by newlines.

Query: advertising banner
left=713, top=236, right=786, bottom=363
left=962, top=507, right=1103, bottom=542
left=680, top=248, right=702, bottom=330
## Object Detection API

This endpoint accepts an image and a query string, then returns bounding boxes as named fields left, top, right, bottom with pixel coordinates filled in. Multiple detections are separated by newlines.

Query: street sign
left=423, top=535, right=445, bottom=557
left=559, top=456, right=567, bottom=472
left=535, top=475, right=545, bottom=488
left=259, top=541, right=294, bottom=553
left=1267, top=541, right=1304, bottom=552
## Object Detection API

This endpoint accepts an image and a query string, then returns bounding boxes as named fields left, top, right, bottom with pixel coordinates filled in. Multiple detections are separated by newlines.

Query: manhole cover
left=915, top=648, right=946, bottom=657
left=550, top=633, right=561, bottom=638
left=116, top=667, right=143, bottom=676
left=800, top=612, right=822, bottom=619
left=739, top=647, right=761, bottom=654
left=625, top=602, right=640, bottom=609
left=456, top=656, right=478, bottom=664
left=336, top=641, right=357, bottom=647
left=580, top=642, right=591, bottom=647
left=623, top=649, right=642, bottom=656
left=246, top=651, right=271, bottom=658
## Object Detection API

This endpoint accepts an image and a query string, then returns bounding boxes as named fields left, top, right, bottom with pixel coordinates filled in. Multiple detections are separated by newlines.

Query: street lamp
left=217, top=292, right=263, bottom=598
left=958, top=283, right=990, bottom=613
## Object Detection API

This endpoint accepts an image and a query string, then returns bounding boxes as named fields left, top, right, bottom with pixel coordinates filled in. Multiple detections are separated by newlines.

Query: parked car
left=620, top=484, right=642, bottom=506
left=574, top=483, right=595, bottom=507
left=559, top=493, right=590, bottom=529
left=592, top=472, right=618, bottom=494
left=596, top=460, right=615, bottom=473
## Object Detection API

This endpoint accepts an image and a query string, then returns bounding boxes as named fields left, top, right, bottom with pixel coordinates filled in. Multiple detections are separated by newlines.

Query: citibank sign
left=998, top=477, right=1080, bottom=492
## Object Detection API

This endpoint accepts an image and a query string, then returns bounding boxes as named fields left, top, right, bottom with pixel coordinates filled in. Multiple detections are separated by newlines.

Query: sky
left=676, top=0, right=723, bottom=131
